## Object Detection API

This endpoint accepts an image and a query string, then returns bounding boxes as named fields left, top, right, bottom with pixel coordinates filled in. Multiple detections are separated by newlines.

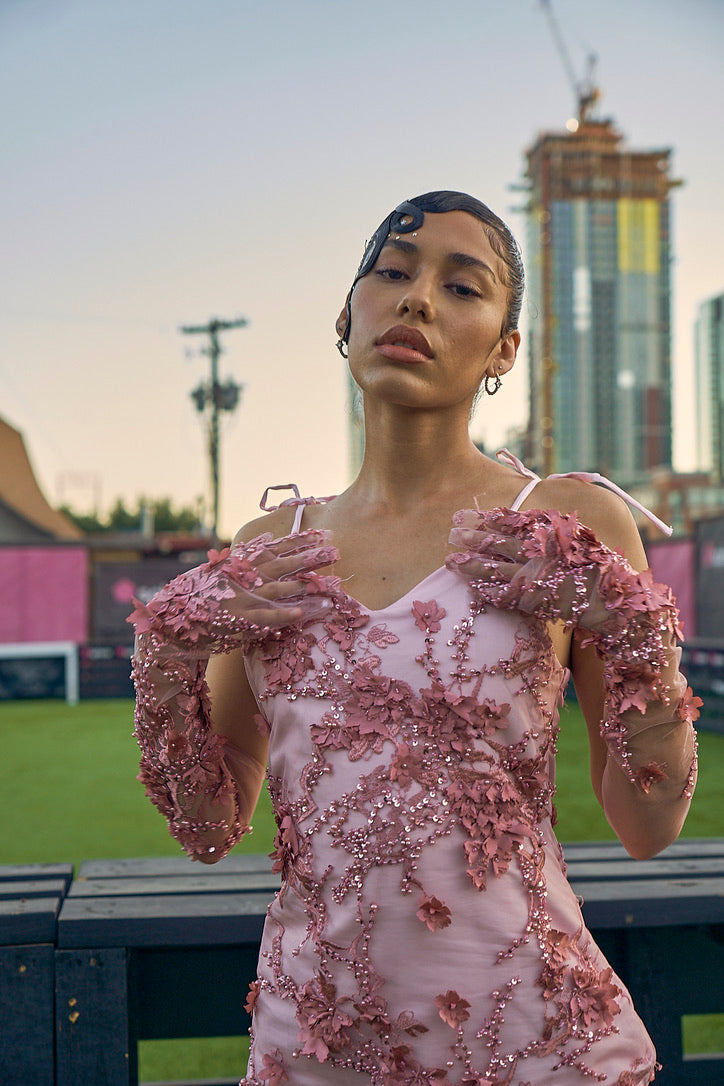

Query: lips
left=376, top=325, right=433, bottom=363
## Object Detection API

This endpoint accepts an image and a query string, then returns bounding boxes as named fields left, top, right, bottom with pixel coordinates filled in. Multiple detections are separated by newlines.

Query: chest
left=318, top=514, right=458, bottom=613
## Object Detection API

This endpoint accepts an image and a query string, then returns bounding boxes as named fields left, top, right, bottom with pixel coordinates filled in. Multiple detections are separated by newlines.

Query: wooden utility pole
left=180, top=316, right=247, bottom=540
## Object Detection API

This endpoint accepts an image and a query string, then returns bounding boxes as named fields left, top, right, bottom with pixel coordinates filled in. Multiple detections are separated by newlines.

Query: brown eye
left=449, top=282, right=481, bottom=298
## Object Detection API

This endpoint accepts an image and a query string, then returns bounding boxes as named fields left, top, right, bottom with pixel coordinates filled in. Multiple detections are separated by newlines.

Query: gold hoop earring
left=484, top=374, right=502, bottom=396
left=336, top=338, right=349, bottom=359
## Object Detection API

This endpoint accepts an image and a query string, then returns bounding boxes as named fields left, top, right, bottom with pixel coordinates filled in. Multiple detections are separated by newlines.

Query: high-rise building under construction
left=523, top=118, right=679, bottom=483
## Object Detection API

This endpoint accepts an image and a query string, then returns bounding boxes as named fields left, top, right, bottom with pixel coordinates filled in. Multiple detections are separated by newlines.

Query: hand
left=448, top=526, right=602, bottom=629
left=225, top=530, right=339, bottom=629
left=129, top=529, right=340, bottom=648
left=448, top=509, right=670, bottom=637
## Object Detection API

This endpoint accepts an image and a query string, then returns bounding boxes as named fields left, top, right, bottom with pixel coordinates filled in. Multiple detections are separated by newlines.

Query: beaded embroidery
left=131, top=505, right=698, bottom=1085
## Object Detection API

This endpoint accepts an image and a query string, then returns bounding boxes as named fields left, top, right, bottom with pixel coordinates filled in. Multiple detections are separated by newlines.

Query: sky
left=3, top=0, right=723, bottom=538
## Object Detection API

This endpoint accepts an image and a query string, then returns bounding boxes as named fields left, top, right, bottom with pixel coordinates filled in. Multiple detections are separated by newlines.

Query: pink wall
left=647, top=538, right=696, bottom=640
left=0, top=546, right=89, bottom=643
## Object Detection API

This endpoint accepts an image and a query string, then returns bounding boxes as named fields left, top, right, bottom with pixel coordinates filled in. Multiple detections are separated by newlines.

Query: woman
left=131, top=191, right=700, bottom=1085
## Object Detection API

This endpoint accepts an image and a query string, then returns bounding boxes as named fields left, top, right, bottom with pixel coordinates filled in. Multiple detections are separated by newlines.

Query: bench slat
left=565, top=857, right=724, bottom=881
left=57, top=891, right=275, bottom=948
left=76, top=854, right=273, bottom=879
left=0, top=895, right=63, bottom=945
left=573, top=876, right=724, bottom=927
left=68, top=872, right=280, bottom=898
left=0, top=862, right=74, bottom=885
left=562, top=838, right=724, bottom=861
left=0, top=878, right=69, bottom=901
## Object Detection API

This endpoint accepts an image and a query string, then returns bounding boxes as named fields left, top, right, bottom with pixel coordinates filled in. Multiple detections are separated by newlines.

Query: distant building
left=629, top=469, right=724, bottom=541
left=523, top=118, right=679, bottom=484
left=0, top=416, right=82, bottom=543
left=695, top=292, right=724, bottom=483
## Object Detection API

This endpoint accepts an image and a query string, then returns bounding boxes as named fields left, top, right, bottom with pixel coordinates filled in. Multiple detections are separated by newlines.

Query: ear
left=489, top=330, right=520, bottom=376
left=335, top=292, right=352, bottom=338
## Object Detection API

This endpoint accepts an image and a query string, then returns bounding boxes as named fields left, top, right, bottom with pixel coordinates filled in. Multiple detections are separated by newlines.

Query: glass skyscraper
left=524, top=119, right=678, bottom=484
left=695, top=293, right=724, bottom=483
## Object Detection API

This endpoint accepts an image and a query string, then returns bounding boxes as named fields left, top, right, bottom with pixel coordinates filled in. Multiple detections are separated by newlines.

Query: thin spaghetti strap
left=495, top=448, right=673, bottom=535
left=548, top=469, right=673, bottom=536
left=258, top=484, right=337, bottom=535
left=510, top=476, right=542, bottom=510
left=260, top=484, right=301, bottom=511
left=496, top=448, right=542, bottom=510
left=291, top=503, right=305, bottom=534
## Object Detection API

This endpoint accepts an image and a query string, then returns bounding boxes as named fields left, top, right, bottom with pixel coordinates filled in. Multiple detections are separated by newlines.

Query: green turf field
left=1, top=698, right=722, bottom=1080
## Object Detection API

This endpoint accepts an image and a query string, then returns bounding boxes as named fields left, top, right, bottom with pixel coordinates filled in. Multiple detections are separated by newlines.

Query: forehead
left=383, top=210, right=504, bottom=274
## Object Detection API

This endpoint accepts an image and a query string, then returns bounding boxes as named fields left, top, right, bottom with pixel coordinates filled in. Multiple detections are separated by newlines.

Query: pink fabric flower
left=295, top=975, right=356, bottom=1061
left=636, top=761, right=668, bottom=794
left=258, top=1050, right=288, bottom=1084
left=244, top=979, right=260, bottom=1015
left=339, top=663, right=415, bottom=759
left=412, top=599, right=446, bottom=633
left=390, top=743, right=424, bottom=788
left=417, top=893, right=452, bottom=932
left=678, top=686, right=703, bottom=724
left=165, top=729, right=190, bottom=762
left=206, top=546, right=230, bottom=565
left=380, top=1045, right=450, bottom=1085
left=568, top=966, right=621, bottom=1029
left=269, top=812, right=299, bottom=876
left=262, top=632, right=316, bottom=687
left=323, top=597, right=368, bottom=651
left=434, top=989, right=471, bottom=1028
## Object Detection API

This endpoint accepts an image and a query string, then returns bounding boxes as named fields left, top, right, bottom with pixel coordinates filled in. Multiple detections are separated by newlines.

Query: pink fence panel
left=0, top=546, right=89, bottom=643
left=647, top=538, right=696, bottom=640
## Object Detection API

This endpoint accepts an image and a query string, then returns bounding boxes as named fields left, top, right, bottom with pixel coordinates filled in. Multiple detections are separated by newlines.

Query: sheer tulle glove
left=129, top=531, right=340, bottom=859
left=447, top=508, right=700, bottom=797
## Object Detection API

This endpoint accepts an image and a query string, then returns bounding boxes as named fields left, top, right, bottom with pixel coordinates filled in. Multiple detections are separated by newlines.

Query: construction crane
left=540, top=0, right=600, bottom=126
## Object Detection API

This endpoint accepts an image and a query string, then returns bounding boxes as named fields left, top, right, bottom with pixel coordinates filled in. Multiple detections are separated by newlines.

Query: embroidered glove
left=447, top=508, right=700, bottom=797
left=130, top=531, right=340, bottom=858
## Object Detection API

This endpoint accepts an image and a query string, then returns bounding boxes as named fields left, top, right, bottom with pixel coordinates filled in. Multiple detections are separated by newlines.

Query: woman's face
left=338, top=210, right=519, bottom=412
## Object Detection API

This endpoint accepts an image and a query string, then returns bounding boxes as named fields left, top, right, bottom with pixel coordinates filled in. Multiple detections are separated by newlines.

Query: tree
left=60, top=496, right=204, bottom=535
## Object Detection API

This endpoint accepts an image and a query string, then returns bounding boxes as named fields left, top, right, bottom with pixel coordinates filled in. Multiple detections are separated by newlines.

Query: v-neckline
left=338, top=563, right=452, bottom=617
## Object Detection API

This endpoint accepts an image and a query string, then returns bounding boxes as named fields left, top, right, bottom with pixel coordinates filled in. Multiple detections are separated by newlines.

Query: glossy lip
left=375, top=325, right=434, bottom=364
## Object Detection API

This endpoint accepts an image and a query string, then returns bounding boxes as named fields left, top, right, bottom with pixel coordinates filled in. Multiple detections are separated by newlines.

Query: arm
left=448, top=490, right=700, bottom=860
left=566, top=490, right=698, bottom=857
left=130, top=528, right=338, bottom=862
left=572, top=634, right=696, bottom=859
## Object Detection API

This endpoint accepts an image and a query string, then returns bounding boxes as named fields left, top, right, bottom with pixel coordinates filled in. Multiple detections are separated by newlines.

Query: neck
left=351, top=398, right=489, bottom=507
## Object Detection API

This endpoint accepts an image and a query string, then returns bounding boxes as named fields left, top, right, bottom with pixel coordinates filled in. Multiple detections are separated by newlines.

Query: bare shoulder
left=526, top=476, right=648, bottom=570
left=232, top=506, right=297, bottom=546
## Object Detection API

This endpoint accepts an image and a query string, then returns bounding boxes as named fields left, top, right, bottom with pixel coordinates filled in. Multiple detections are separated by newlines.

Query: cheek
left=450, top=321, right=497, bottom=366
left=345, top=288, right=379, bottom=351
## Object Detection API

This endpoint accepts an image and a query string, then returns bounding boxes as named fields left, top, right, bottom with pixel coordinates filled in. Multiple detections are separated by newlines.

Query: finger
left=258, top=546, right=338, bottom=581
left=453, top=558, right=518, bottom=582
left=238, top=606, right=304, bottom=630
left=253, top=580, right=307, bottom=601
left=262, top=530, right=333, bottom=559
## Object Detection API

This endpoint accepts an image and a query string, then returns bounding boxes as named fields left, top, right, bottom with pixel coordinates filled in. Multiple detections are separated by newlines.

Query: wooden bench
left=55, top=854, right=277, bottom=1086
left=0, top=862, right=73, bottom=1086
left=50, top=840, right=724, bottom=1086
left=565, top=839, right=724, bottom=1084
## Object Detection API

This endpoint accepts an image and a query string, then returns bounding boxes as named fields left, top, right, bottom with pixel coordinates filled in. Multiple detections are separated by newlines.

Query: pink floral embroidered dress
left=131, top=457, right=699, bottom=1086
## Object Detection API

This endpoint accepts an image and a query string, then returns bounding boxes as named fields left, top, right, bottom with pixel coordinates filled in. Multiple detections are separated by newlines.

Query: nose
left=396, top=275, right=434, bottom=321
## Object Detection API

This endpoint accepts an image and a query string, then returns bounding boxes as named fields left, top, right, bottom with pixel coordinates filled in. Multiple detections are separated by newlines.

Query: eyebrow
left=382, top=238, right=498, bottom=283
